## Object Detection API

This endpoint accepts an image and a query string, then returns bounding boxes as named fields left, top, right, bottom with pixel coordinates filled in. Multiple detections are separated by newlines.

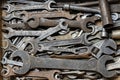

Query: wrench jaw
left=46, top=0, right=57, bottom=11
left=1, top=65, right=14, bottom=77
left=97, top=55, right=116, bottom=78
left=102, top=39, right=117, bottom=55
left=10, top=50, right=31, bottom=75
left=27, top=16, right=40, bottom=29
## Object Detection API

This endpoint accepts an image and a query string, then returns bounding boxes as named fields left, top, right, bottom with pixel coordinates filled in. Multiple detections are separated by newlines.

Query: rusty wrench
left=10, top=50, right=116, bottom=78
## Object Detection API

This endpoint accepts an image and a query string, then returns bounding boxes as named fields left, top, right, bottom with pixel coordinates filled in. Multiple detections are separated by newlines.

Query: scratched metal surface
left=1, top=0, right=120, bottom=80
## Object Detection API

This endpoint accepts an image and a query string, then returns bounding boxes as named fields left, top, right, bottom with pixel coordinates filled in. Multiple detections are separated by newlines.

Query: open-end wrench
left=7, top=0, right=43, bottom=5
left=4, top=16, right=99, bottom=32
left=3, top=10, right=77, bottom=21
left=29, top=25, right=101, bottom=54
left=2, top=19, right=68, bottom=38
left=1, top=65, right=60, bottom=80
left=107, top=56, right=120, bottom=71
left=10, top=50, right=116, bottom=78
left=27, top=16, right=100, bottom=32
left=4, top=0, right=57, bottom=13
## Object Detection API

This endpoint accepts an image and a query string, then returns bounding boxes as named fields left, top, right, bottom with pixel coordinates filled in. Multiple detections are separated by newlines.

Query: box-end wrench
left=4, top=0, right=57, bottom=13
left=10, top=50, right=116, bottom=78
left=2, top=19, right=68, bottom=38
left=1, top=65, right=60, bottom=80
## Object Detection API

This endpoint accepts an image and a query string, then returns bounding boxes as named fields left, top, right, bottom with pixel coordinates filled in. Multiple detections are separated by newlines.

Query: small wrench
left=10, top=50, right=116, bottom=78
left=1, top=65, right=60, bottom=80
left=4, top=0, right=57, bottom=13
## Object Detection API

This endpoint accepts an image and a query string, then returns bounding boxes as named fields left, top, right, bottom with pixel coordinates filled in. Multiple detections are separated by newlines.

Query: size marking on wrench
left=4, top=0, right=57, bottom=13
left=10, top=50, right=116, bottom=78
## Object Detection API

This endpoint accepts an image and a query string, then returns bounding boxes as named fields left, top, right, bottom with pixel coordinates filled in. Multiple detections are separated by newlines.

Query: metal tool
left=10, top=50, right=116, bottom=78
left=111, top=30, right=120, bottom=39
left=91, top=39, right=117, bottom=58
left=1, top=65, right=60, bottom=80
left=99, top=0, right=113, bottom=29
left=4, top=0, right=57, bottom=13
left=28, top=16, right=100, bottom=32
left=112, top=13, right=120, bottom=21
left=107, top=56, right=120, bottom=71
left=63, top=4, right=100, bottom=13
left=4, top=16, right=99, bottom=32
left=3, top=10, right=77, bottom=21
left=3, top=20, right=68, bottom=38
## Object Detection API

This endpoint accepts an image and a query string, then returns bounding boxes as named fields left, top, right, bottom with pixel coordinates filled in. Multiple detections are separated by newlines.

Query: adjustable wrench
left=91, top=39, right=117, bottom=58
left=10, top=50, right=116, bottom=78
left=3, top=20, right=68, bottom=38
left=1, top=65, right=60, bottom=80
left=4, top=0, right=56, bottom=13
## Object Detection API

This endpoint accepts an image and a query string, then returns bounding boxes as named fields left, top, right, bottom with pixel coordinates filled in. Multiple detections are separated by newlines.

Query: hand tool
left=3, top=10, right=77, bottom=21
left=4, top=16, right=99, bottom=32
left=10, top=50, right=116, bottom=78
left=99, top=0, right=113, bottom=29
left=2, top=19, right=68, bottom=38
left=4, top=0, right=57, bottom=13
left=1, top=65, right=61, bottom=80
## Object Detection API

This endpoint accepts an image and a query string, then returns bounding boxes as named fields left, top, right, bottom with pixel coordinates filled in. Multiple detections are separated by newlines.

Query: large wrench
left=10, top=50, right=116, bottom=78
left=4, top=0, right=56, bottom=13
left=3, top=19, right=68, bottom=38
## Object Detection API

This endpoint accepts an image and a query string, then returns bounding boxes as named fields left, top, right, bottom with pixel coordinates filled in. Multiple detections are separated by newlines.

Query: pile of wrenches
left=1, top=0, right=120, bottom=80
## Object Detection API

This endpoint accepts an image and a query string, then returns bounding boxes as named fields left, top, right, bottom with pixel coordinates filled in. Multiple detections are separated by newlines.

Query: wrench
left=10, top=50, right=116, bottom=78
left=27, top=16, right=100, bottom=32
left=7, top=0, right=43, bottom=5
left=112, top=13, right=120, bottom=21
left=107, top=56, right=120, bottom=71
left=91, top=39, right=117, bottom=58
left=4, top=0, right=57, bottom=13
left=3, top=19, right=68, bottom=38
left=4, top=16, right=99, bottom=32
left=3, top=10, right=77, bottom=21
left=1, top=65, right=60, bottom=80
